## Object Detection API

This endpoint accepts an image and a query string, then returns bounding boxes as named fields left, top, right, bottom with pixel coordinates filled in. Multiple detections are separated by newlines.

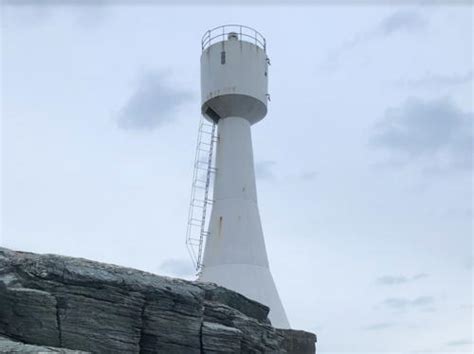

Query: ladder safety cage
left=186, top=117, right=218, bottom=274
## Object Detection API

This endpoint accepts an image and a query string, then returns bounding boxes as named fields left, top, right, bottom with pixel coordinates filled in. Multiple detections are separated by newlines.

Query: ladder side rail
left=186, top=117, right=218, bottom=273
left=186, top=119, right=207, bottom=268
left=196, top=122, right=217, bottom=271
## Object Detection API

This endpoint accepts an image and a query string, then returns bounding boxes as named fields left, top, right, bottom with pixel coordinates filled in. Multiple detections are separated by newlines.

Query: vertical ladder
left=186, top=117, right=217, bottom=274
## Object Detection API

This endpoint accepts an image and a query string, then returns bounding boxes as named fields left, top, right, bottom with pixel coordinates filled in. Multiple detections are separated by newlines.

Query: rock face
left=0, top=248, right=316, bottom=353
left=0, top=335, right=88, bottom=353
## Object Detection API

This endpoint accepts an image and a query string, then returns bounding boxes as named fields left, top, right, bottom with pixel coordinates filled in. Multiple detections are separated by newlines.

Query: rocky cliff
left=0, top=247, right=316, bottom=353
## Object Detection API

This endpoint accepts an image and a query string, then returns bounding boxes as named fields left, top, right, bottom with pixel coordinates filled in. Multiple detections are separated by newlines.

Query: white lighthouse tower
left=194, top=25, right=290, bottom=329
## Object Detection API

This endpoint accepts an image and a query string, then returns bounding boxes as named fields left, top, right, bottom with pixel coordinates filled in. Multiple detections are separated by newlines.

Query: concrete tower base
left=200, top=264, right=290, bottom=329
left=198, top=117, right=290, bottom=329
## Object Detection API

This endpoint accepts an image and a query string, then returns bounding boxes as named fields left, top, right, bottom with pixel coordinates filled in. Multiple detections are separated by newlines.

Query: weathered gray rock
left=277, top=329, right=317, bottom=354
left=203, top=300, right=284, bottom=353
left=0, top=334, right=88, bottom=353
left=0, top=247, right=316, bottom=353
left=197, top=282, right=270, bottom=323
left=0, top=286, right=60, bottom=347
left=201, top=321, right=242, bottom=353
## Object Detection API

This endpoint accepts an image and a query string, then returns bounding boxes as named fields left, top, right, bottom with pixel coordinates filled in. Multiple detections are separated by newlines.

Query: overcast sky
left=1, top=1, right=472, bottom=353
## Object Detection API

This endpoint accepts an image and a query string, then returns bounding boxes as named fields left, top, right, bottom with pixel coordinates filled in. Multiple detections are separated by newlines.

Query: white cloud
left=158, top=258, right=195, bottom=278
left=370, top=97, right=472, bottom=172
left=376, top=273, right=429, bottom=285
left=255, top=160, right=277, bottom=181
left=116, top=72, right=193, bottom=131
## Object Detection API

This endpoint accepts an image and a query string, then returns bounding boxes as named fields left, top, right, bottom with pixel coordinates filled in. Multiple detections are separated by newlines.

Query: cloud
left=394, top=71, right=473, bottom=89
left=323, top=10, right=426, bottom=70
left=411, top=296, right=434, bottom=306
left=376, top=273, right=429, bottom=285
left=363, top=322, right=395, bottom=331
left=377, top=11, right=426, bottom=36
left=2, top=3, right=53, bottom=26
left=383, top=297, right=411, bottom=310
left=370, top=97, right=473, bottom=172
left=299, top=171, right=318, bottom=181
left=158, top=258, right=195, bottom=278
left=376, top=275, right=408, bottom=285
left=2, top=0, right=109, bottom=28
left=382, top=296, right=435, bottom=311
left=255, top=160, right=277, bottom=180
left=116, top=72, right=193, bottom=131
left=412, top=273, right=429, bottom=280
left=445, top=338, right=473, bottom=347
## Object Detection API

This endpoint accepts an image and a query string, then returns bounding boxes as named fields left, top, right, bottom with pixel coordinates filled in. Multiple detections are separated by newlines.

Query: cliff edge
left=0, top=247, right=316, bottom=353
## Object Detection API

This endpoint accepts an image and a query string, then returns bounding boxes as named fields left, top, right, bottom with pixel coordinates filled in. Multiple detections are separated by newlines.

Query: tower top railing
left=201, top=24, right=266, bottom=52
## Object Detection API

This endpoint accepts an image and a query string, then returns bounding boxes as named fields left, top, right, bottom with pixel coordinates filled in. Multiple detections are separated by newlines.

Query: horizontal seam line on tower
left=201, top=263, right=269, bottom=270
left=213, top=197, right=259, bottom=205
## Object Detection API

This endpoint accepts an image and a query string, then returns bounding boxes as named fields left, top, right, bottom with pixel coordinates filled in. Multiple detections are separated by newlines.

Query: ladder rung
left=199, top=141, right=213, bottom=147
left=191, top=200, right=212, bottom=206
left=195, top=166, right=214, bottom=172
left=195, top=178, right=208, bottom=184
left=193, top=178, right=207, bottom=184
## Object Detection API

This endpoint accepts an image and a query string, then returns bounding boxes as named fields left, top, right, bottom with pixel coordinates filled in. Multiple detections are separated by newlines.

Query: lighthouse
left=197, top=25, right=290, bottom=329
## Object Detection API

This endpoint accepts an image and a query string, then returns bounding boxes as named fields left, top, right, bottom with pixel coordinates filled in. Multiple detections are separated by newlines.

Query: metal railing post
left=201, top=25, right=266, bottom=52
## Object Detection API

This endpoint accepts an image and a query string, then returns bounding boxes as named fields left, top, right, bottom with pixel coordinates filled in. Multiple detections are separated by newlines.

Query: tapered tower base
left=198, top=117, right=290, bottom=329
left=200, top=264, right=290, bottom=328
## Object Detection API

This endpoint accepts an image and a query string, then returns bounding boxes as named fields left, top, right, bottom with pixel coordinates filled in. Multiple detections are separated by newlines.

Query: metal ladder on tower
left=186, top=117, right=218, bottom=275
